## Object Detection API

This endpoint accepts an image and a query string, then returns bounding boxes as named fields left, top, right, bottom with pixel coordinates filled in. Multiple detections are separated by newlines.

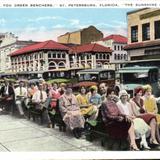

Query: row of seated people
left=0, top=79, right=160, bottom=150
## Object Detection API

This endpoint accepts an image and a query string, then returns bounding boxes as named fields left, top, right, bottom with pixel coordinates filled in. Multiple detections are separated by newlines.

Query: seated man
left=0, top=78, right=15, bottom=114
left=32, top=83, right=52, bottom=128
left=14, top=81, right=28, bottom=118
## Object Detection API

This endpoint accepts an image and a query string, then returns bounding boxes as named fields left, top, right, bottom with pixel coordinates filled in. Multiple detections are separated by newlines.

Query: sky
left=0, top=8, right=135, bottom=41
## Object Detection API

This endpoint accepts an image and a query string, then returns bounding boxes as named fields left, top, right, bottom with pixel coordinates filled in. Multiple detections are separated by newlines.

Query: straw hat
left=90, top=85, right=98, bottom=91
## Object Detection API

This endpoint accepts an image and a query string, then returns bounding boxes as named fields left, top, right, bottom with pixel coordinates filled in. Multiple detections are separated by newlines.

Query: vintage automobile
left=74, top=68, right=115, bottom=88
left=116, top=66, right=160, bottom=97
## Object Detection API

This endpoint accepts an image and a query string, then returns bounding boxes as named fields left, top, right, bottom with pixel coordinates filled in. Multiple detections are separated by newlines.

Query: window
left=62, top=53, right=65, bottom=58
left=53, top=53, right=56, bottom=58
left=114, top=54, right=117, bottom=60
left=121, top=54, right=123, bottom=60
left=96, top=54, right=98, bottom=59
left=117, top=54, right=120, bottom=60
left=48, top=53, right=51, bottom=58
left=39, top=53, right=42, bottom=59
left=99, top=54, right=102, bottom=59
left=57, top=54, right=61, bottom=58
left=155, top=20, right=160, bottom=39
left=103, top=54, right=105, bottom=59
left=81, top=55, right=85, bottom=60
left=142, top=23, right=150, bottom=41
left=124, top=54, right=127, bottom=60
left=114, top=45, right=116, bottom=50
left=131, top=25, right=138, bottom=43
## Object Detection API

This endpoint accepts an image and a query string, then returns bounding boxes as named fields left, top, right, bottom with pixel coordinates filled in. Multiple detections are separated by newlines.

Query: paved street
left=0, top=114, right=106, bottom=152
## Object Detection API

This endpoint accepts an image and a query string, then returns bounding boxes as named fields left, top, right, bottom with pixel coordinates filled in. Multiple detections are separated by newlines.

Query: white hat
left=119, top=90, right=129, bottom=98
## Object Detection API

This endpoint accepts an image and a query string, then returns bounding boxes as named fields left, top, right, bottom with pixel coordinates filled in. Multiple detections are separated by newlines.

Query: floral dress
left=59, top=94, right=85, bottom=130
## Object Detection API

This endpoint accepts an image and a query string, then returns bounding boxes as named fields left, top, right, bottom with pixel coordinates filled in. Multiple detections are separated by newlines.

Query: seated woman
left=87, top=85, right=101, bottom=119
left=130, top=86, right=160, bottom=145
left=76, top=86, right=98, bottom=120
left=117, top=90, right=151, bottom=150
left=49, top=82, right=61, bottom=109
left=59, top=84, right=85, bottom=139
left=101, top=87, right=139, bottom=151
left=143, top=84, right=160, bottom=126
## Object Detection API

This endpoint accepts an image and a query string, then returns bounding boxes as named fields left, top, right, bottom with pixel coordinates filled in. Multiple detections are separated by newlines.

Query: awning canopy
left=118, top=66, right=158, bottom=73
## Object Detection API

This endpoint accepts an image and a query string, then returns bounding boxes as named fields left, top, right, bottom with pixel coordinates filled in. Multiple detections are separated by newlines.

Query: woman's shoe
left=150, top=138, right=159, bottom=145
left=130, top=145, right=140, bottom=151
left=140, top=141, right=151, bottom=150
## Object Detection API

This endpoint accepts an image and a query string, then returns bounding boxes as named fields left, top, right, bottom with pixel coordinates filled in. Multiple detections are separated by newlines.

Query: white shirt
left=32, top=90, right=47, bottom=103
left=4, top=85, right=9, bottom=95
left=15, top=87, right=27, bottom=98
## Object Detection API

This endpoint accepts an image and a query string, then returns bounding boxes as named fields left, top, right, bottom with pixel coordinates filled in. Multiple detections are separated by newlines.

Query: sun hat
left=119, top=90, right=129, bottom=98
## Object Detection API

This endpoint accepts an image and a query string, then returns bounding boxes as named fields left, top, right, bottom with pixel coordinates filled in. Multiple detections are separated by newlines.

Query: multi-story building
left=0, top=32, right=38, bottom=74
left=10, top=40, right=70, bottom=79
left=58, top=25, right=103, bottom=45
left=10, top=40, right=112, bottom=79
left=124, top=8, right=160, bottom=63
left=96, top=34, right=128, bottom=69
left=69, top=43, right=112, bottom=70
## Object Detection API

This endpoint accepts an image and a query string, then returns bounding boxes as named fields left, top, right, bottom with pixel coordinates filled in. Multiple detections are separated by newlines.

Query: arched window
left=58, top=62, right=65, bottom=68
left=49, top=61, right=57, bottom=70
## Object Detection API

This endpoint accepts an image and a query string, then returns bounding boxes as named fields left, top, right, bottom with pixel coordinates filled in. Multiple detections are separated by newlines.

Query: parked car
left=116, top=66, right=160, bottom=97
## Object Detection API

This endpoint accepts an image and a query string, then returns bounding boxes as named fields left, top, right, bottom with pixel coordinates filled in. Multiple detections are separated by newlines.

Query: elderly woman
left=117, top=90, right=151, bottom=150
left=101, top=87, right=139, bottom=150
left=76, top=86, right=98, bottom=120
left=59, top=84, right=85, bottom=139
left=130, top=86, right=160, bottom=145
left=143, top=85, right=160, bottom=125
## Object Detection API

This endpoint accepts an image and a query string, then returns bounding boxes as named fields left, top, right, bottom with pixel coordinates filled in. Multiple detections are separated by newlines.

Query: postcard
left=0, top=0, right=160, bottom=160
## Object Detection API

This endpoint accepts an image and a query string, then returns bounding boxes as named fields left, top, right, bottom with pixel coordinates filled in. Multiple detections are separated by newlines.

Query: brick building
left=58, top=26, right=103, bottom=45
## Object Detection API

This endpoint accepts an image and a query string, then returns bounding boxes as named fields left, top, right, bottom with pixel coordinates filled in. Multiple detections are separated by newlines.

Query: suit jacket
left=0, top=85, right=15, bottom=99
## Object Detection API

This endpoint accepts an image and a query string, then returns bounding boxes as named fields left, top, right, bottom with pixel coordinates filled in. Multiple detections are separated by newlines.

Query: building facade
left=10, top=40, right=112, bottom=79
left=0, top=32, right=38, bottom=74
left=125, top=8, right=160, bottom=62
left=96, top=34, right=128, bottom=69
left=10, top=40, right=70, bottom=79
left=58, top=26, right=103, bottom=45
left=69, top=43, right=112, bottom=70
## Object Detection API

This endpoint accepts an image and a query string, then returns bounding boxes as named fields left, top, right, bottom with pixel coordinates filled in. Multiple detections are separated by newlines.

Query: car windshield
left=122, top=72, right=149, bottom=84
left=79, top=74, right=98, bottom=81
left=99, top=71, right=115, bottom=80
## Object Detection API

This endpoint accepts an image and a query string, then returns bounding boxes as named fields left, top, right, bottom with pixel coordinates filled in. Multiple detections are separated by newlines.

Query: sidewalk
left=0, top=114, right=106, bottom=151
